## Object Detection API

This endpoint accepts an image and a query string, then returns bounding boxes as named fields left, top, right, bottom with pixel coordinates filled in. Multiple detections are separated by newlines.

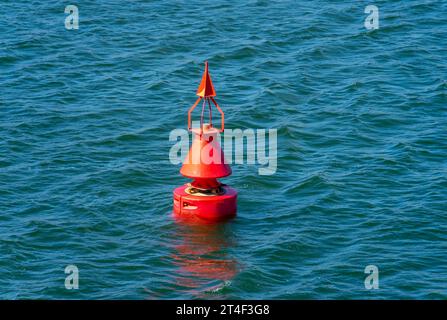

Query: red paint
left=173, top=185, right=237, bottom=221
left=180, top=127, right=231, bottom=180
left=173, top=62, right=237, bottom=222
left=196, top=61, right=216, bottom=98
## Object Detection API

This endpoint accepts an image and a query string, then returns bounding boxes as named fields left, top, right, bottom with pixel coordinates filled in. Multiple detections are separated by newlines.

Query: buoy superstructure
left=173, top=62, right=237, bottom=221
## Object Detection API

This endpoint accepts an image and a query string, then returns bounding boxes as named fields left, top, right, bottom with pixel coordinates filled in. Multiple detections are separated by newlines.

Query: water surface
left=0, top=0, right=446, bottom=299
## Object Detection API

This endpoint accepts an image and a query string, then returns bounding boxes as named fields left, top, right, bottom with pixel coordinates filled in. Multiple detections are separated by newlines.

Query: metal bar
left=187, top=97, right=202, bottom=131
left=200, top=99, right=206, bottom=133
left=207, top=98, right=213, bottom=126
left=210, top=97, right=224, bottom=132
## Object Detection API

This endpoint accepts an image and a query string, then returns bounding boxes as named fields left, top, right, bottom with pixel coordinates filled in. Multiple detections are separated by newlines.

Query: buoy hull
left=173, top=185, right=237, bottom=221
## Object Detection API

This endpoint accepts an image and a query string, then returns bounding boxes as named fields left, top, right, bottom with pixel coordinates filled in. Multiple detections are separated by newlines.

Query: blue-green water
left=1, top=0, right=446, bottom=299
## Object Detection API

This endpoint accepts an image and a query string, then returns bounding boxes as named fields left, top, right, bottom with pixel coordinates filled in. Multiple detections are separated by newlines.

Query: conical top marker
left=196, top=61, right=216, bottom=98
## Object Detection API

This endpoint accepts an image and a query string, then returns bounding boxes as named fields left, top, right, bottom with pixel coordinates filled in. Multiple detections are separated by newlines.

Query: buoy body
left=173, top=62, right=237, bottom=222
left=173, top=185, right=237, bottom=221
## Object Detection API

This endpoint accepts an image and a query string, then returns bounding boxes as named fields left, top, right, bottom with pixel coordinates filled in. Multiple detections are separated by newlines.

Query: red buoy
left=173, top=62, right=237, bottom=221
